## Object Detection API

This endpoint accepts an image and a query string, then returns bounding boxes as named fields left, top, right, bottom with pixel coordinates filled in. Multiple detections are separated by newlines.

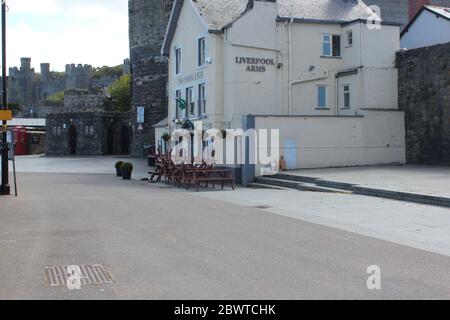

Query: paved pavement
left=1, top=171, right=450, bottom=299
left=286, top=165, right=450, bottom=198
left=1, top=156, right=450, bottom=299
left=197, top=188, right=450, bottom=257
left=9, top=155, right=150, bottom=179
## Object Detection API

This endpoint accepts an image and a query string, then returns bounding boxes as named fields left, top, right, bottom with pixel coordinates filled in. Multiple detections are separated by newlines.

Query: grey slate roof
left=163, top=0, right=379, bottom=56
left=193, top=0, right=376, bottom=30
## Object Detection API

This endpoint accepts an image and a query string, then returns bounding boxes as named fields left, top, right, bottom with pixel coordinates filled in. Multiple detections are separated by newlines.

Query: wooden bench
left=183, top=169, right=235, bottom=191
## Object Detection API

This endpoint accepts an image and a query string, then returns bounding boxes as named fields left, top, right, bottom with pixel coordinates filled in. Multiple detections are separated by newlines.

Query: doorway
left=107, top=126, right=114, bottom=155
left=68, top=125, right=77, bottom=155
left=121, top=125, right=130, bottom=155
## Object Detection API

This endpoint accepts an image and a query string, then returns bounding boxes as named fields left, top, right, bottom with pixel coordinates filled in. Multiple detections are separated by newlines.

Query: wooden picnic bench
left=183, top=168, right=235, bottom=191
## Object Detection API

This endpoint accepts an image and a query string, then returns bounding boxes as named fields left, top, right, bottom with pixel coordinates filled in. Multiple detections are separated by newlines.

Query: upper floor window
left=175, top=47, right=182, bottom=75
left=322, top=34, right=341, bottom=57
left=317, top=86, right=327, bottom=108
left=346, top=31, right=353, bottom=47
left=198, top=37, right=206, bottom=67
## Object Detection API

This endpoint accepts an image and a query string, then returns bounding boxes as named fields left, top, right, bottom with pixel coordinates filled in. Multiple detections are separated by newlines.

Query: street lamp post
left=1, top=0, right=10, bottom=196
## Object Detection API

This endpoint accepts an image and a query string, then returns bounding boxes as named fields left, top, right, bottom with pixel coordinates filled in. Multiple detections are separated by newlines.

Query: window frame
left=346, top=30, right=353, bottom=47
left=198, top=83, right=206, bottom=116
left=185, top=86, right=194, bottom=117
left=197, top=36, right=206, bottom=67
left=175, top=89, right=182, bottom=120
left=174, top=46, right=182, bottom=76
left=343, top=84, right=351, bottom=109
left=322, top=34, right=341, bottom=57
left=317, top=85, right=327, bottom=109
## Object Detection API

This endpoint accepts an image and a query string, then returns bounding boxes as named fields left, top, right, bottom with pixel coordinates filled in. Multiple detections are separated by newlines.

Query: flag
left=176, top=98, right=188, bottom=110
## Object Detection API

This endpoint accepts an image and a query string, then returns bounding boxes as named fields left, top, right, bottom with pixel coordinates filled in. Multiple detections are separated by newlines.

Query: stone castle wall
left=129, top=0, right=174, bottom=156
left=397, top=42, right=450, bottom=165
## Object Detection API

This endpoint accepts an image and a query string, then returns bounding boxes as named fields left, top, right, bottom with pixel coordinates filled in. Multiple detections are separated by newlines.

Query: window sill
left=340, top=107, right=352, bottom=110
left=315, top=107, right=331, bottom=110
left=320, top=56, right=342, bottom=59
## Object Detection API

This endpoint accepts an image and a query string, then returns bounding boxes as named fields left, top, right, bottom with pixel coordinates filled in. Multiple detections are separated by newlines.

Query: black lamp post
left=1, top=0, right=10, bottom=196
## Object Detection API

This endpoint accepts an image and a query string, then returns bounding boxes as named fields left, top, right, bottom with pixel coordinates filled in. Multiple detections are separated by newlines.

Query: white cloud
left=5, top=0, right=129, bottom=73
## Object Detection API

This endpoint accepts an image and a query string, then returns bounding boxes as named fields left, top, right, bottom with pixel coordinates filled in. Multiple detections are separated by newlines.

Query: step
left=255, top=177, right=351, bottom=194
left=247, top=183, right=291, bottom=190
left=264, top=174, right=450, bottom=208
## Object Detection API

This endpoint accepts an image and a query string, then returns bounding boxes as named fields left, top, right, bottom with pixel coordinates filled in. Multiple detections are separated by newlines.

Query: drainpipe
left=288, top=18, right=294, bottom=116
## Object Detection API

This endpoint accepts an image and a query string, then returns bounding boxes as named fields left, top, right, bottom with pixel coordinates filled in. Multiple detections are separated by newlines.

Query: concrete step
left=247, top=183, right=291, bottom=190
left=264, top=174, right=450, bottom=208
left=255, top=177, right=351, bottom=194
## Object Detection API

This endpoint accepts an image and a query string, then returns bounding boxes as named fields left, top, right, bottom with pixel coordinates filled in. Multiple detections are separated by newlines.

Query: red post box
left=12, top=126, right=28, bottom=156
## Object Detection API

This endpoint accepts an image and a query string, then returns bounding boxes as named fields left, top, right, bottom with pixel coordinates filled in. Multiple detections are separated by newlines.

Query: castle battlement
left=65, top=64, right=93, bottom=73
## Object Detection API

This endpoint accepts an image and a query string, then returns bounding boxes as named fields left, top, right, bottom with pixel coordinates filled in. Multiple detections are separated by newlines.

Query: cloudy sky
left=6, top=0, right=129, bottom=73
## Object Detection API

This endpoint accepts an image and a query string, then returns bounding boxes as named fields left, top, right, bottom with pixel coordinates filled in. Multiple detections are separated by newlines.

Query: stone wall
left=128, top=0, right=174, bottom=156
left=46, top=112, right=131, bottom=156
left=397, top=42, right=450, bottom=165
left=64, top=89, right=108, bottom=113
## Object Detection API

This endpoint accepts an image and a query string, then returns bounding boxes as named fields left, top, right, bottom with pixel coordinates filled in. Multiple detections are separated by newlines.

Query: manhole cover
left=44, top=265, right=114, bottom=288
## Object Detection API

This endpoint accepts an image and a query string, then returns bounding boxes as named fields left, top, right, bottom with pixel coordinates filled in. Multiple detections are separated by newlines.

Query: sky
left=4, top=0, right=129, bottom=73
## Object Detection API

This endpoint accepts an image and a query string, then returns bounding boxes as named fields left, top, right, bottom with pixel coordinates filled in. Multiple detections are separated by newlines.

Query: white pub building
left=161, top=0, right=406, bottom=174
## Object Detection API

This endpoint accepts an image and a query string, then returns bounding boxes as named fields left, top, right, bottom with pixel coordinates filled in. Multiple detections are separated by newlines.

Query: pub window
left=185, top=87, right=193, bottom=117
left=198, top=83, right=206, bottom=115
left=322, top=34, right=341, bottom=57
left=175, top=89, right=181, bottom=119
left=198, top=37, right=206, bottom=67
left=175, top=47, right=182, bottom=75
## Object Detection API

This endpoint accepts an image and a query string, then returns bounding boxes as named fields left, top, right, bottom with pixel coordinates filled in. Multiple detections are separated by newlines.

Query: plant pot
left=116, top=168, right=122, bottom=177
left=122, top=170, right=132, bottom=180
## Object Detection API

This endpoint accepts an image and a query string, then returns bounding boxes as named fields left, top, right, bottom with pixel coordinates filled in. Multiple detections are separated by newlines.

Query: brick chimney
left=409, top=0, right=431, bottom=20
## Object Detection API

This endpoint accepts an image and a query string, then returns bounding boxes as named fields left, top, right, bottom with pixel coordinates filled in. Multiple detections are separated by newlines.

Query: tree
left=109, top=74, right=131, bottom=112
left=47, top=91, right=65, bottom=104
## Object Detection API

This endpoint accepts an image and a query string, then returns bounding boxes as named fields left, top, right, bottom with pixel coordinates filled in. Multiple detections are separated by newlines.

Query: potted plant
left=115, top=161, right=124, bottom=177
left=162, top=133, right=171, bottom=142
left=121, top=162, right=133, bottom=180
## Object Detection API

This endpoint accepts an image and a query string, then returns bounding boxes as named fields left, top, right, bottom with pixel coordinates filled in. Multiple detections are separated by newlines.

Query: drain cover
left=44, top=265, right=114, bottom=288
left=254, top=205, right=272, bottom=209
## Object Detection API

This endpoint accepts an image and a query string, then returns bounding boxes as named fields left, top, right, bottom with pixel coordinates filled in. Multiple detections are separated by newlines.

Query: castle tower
left=40, top=63, right=50, bottom=82
left=65, top=63, right=93, bottom=90
left=128, top=0, right=175, bottom=156
left=20, top=57, right=32, bottom=71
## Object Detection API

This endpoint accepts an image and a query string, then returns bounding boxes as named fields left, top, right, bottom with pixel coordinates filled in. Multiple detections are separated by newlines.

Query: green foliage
left=47, top=91, right=65, bottom=103
left=115, top=161, right=124, bottom=169
left=109, top=74, right=131, bottom=112
left=50, top=71, right=65, bottom=79
left=92, top=65, right=123, bottom=79
left=121, top=162, right=133, bottom=172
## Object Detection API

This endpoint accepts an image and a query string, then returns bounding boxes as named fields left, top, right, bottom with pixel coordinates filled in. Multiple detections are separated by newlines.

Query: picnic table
left=183, top=168, right=235, bottom=191
left=149, top=155, right=235, bottom=191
